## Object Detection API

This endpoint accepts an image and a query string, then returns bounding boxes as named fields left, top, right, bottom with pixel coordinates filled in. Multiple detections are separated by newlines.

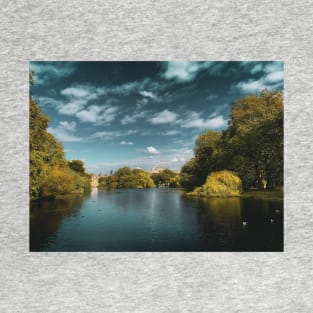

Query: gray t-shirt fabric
left=1, top=0, right=312, bottom=312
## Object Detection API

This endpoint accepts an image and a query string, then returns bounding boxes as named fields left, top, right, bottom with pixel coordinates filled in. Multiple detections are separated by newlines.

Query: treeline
left=98, top=167, right=180, bottom=189
left=180, top=90, right=283, bottom=192
left=150, top=169, right=180, bottom=188
left=30, top=87, right=90, bottom=200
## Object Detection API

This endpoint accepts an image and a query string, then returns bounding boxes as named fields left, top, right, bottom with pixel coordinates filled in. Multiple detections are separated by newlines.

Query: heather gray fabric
left=0, top=0, right=312, bottom=312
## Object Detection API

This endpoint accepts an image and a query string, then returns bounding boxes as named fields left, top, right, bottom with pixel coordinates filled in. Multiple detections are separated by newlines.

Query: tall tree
left=180, top=90, right=283, bottom=191
left=29, top=95, right=65, bottom=199
left=68, top=160, right=86, bottom=174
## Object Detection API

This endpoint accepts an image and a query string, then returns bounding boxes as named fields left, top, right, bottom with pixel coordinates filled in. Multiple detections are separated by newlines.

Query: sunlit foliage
left=187, top=171, right=242, bottom=197
left=30, top=77, right=90, bottom=199
left=99, top=167, right=156, bottom=189
left=151, top=169, right=180, bottom=188
left=181, top=90, right=283, bottom=192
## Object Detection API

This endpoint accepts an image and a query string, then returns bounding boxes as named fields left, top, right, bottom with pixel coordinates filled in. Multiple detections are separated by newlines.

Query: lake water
left=30, top=188, right=283, bottom=252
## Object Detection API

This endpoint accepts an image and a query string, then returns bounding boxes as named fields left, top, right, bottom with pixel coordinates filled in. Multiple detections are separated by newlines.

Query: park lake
left=30, top=188, right=283, bottom=252
left=30, top=61, right=284, bottom=252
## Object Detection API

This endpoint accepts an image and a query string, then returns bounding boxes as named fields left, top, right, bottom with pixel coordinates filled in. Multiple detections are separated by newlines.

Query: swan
left=242, top=221, right=248, bottom=227
left=270, top=218, right=274, bottom=224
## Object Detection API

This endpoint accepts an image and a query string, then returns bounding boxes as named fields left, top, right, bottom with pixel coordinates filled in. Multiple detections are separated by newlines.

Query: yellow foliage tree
left=187, top=170, right=242, bottom=197
left=41, top=166, right=75, bottom=196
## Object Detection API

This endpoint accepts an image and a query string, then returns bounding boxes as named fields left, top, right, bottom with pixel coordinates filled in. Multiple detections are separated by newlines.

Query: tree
left=98, top=167, right=156, bottom=189
left=180, top=158, right=199, bottom=190
left=30, top=76, right=91, bottom=199
left=68, top=159, right=85, bottom=174
left=151, top=168, right=177, bottom=187
left=193, top=130, right=222, bottom=185
left=41, top=166, right=75, bottom=196
left=223, top=90, right=283, bottom=189
left=29, top=95, right=66, bottom=199
left=180, top=90, right=283, bottom=191
left=187, top=170, right=242, bottom=197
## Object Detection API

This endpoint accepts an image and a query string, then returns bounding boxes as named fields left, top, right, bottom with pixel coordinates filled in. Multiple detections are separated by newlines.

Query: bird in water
left=242, top=221, right=248, bottom=227
left=270, top=218, right=274, bottom=224
left=275, top=209, right=280, bottom=214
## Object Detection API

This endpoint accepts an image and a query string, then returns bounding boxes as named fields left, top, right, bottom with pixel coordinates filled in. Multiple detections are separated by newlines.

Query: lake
left=30, top=188, right=283, bottom=252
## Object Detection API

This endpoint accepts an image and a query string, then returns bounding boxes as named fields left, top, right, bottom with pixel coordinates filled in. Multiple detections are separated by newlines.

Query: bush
left=187, top=170, right=242, bottom=197
left=98, top=168, right=156, bottom=189
left=42, top=166, right=75, bottom=196
left=41, top=166, right=91, bottom=197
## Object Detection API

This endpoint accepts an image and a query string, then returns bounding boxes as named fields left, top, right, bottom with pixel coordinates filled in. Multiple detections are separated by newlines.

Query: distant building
left=90, top=174, right=106, bottom=188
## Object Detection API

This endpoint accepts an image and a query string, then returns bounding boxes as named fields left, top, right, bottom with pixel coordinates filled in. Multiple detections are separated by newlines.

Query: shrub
left=41, top=166, right=75, bottom=196
left=187, top=170, right=242, bottom=197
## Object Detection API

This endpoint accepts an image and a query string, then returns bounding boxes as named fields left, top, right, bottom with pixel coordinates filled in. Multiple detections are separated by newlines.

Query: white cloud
left=171, top=157, right=185, bottom=162
left=181, top=112, right=228, bottom=130
left=163, top=130, right=179, bottom=135
left=264, top=71, right=284, bottom=83
left=87, top=147, right=193, bottom=173
left=250, top=63, right=263, bottom=74
left=61, top=87, right=96, bottom=99
left=59, top=121, right=76, bottom=131
left=120, top=141, right=133, bottom=145
left=121, top=111, right=146, bottom=125
left=208, top=111, right=219, bottom=118
left=146, top=146, right=160, bottom=155
left=236, top=79, right=267, bottom=93
left=75, top=105, right=118, bottom=125
left=206, top=94, right=217, bottom=101
left=237, top=74, right=283, bottom=93
left=139, top=90, right=157, bottom=99
left=58, top=100, right=86, bottom=115
left=30, top=62, right=76, bottom=85
left=162, top=61, right=213, bottom=83
left=264, top=62, right=283, bottom=74
left=47, top=121, right=81, bottom=142
left=136, top=98, right=148, bottom=109
left=90, top=131, right=121, bottom=140
left=148, top=109, right=178, bottom=124
left=35, top=96, right=63, bottom=108
left=89, top=129, right=138, bottom=140
left=240, top=62, right=264, bottom=74
left=237, top=61, right=284, bottom=93
left=106, top=78, right=153, bottom=96
left=126, top=129, right=138, bottom=135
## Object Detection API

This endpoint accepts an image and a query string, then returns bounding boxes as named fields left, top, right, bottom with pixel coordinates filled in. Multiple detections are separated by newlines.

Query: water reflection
left=30, top=194, right=85, bottom=251
left=90, top=187, right=98, bottom=199
left=30, top=189, right=283, bottom=251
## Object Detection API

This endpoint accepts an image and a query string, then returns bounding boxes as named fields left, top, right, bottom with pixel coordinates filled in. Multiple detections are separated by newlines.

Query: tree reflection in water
left=30, top=195, right=85, bottom=251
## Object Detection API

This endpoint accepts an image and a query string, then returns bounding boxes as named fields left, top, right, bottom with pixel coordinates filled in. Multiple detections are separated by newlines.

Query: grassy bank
left=242, top=189, right=283, bottom=200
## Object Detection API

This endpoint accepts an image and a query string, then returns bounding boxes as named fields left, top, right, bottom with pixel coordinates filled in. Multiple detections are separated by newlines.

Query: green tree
left=180, top=90, right=283, bottom=191
left=151, top=169, right=177, bottom=187
left=30, top=76, right=91, bottom=199
left=193, top=130, right=222, bottom=185
left=98, top=167, right=156, bottom=189
left=68, top=159, right=85, bottom=174
left=180, top=158, right=199, bottom=190
left=223, top=90, right=283, bottom=189
left=41, top=166, right=75, bottom=196
left=29, top=95, right=65, bottom=199
left=187, top=170, right=242, bottom=197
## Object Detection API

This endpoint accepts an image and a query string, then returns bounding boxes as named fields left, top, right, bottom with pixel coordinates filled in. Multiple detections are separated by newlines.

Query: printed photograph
left=29, top=61, right=283, bottom=251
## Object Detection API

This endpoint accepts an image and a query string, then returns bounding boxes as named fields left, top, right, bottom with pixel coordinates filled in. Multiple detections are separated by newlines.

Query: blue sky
left=30, top=61, right=283, bottom=174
